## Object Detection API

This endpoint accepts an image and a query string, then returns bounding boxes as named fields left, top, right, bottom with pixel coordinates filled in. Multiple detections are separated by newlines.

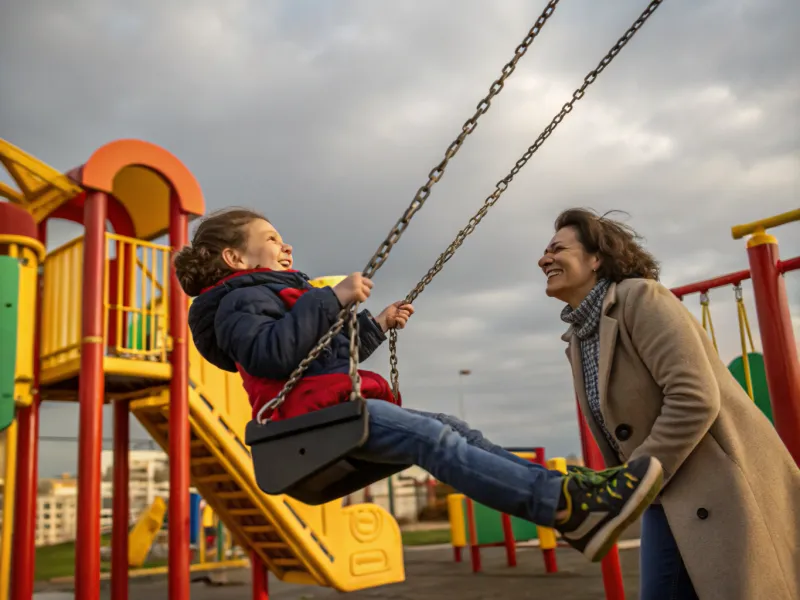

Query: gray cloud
left=1, top=0, right=798, bottom=475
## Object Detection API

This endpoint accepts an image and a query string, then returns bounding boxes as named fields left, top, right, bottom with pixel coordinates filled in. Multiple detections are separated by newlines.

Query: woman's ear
left=592, top=255, right=602, bottom=273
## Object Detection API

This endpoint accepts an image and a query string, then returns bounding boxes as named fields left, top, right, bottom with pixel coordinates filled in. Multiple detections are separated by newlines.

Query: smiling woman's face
left=538, top=226, right=601, bottom=307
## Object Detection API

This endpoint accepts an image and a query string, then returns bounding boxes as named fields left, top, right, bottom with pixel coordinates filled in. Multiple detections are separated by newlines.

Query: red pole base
left=252, top=552, right=269, bottom=600
left=111, top=400, right=130, bottom=600
left=575, top=398, right=626, bottom=600
left=465, top=499, right=481, bottom=573
left=10, top=401, right=39, bottom=600
left=542, top=548, right=558, bottom=573
left=501, top=513, right=517, bottom=567
left=600, top=547, right=626, bottom=600
left=453, top=546, right=462, bottom=563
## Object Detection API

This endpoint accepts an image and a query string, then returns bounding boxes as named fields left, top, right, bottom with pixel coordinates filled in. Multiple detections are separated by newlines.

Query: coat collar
left=562, top=281, right=621, bottom=461
left=560, top=281, right=619, bottom=342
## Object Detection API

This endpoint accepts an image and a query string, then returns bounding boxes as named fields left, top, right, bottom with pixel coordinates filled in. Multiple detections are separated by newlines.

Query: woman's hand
left=375, top=301, right=415, bottom=332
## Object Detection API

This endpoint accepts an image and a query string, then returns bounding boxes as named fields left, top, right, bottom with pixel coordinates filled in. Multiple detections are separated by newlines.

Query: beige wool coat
left=562, top=278, right=800, bottom=600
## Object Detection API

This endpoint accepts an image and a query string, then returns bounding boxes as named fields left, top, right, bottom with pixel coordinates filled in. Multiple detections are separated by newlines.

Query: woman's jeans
left=640, top=505, right=699, bottom=600
left=350, top=399, right=563, bottom=527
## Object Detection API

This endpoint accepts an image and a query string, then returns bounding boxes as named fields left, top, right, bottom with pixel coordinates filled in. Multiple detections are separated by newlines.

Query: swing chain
left=260, top=2, right=563, bottom=418
left=347, top=304, right=363, bottom=401
left=389, top=0, right=667, bottom=398
left=359, top=0, right=561, bottom=283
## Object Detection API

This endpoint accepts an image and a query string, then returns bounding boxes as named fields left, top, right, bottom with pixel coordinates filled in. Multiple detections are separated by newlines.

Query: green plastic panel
left=0, top=256, right=20, bottom=431
left=728, top=352, right=773, bottom=424
left=128, top=313, right=154, bottom=351
left=461, top=498, right=538, bottom=545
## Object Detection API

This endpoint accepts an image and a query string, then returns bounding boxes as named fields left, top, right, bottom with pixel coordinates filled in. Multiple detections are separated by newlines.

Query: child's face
left=226, top=219, right=294, bottom=271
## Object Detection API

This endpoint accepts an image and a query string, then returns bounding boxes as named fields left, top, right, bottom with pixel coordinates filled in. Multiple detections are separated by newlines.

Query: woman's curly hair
left=173, top=207, right=268, bottom=297
left=554, top=208, right=660, bottom=282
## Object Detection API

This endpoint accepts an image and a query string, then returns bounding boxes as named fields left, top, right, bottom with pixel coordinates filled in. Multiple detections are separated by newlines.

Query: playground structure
left=447, top=449, right=568, bottom=575
left=0, top=138, right=407, bottom=600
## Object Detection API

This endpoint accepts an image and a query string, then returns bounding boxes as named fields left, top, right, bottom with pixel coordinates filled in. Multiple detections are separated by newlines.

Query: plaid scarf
left=561, top=279, right=620, bottom=454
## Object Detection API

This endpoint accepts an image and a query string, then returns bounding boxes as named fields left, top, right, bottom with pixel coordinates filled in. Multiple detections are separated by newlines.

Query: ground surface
left=34, top=537, right=643, bottom=599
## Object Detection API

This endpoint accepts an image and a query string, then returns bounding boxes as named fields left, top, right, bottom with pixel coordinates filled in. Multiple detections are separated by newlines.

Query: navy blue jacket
left=188, top=269, right=398, bottom=419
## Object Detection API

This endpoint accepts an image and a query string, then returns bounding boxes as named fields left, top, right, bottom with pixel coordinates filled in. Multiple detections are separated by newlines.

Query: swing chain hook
left=733, top=282, right=743, bottom=302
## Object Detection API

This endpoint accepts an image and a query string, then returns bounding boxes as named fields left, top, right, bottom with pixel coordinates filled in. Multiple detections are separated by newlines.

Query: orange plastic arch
left=74, top=139, right=206, bottom=240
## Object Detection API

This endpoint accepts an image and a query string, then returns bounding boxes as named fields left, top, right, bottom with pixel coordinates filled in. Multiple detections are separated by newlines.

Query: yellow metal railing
left=41, top=237, right=84, bottom=372
left=105, top=233, right=170, bottom=362
left=41, top=233, right=172, bottom=376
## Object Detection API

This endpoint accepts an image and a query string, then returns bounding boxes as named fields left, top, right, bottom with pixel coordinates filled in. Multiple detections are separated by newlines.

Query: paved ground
left=35, top=542, right=643, bottom=600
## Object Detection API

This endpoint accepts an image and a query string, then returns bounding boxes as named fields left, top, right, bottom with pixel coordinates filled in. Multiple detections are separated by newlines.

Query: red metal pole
left=10, top=403, right=38, bottom=600
left=251, top=552, right=269, bottom=600
left=465, top=498, right=481, bottom=573
left=168, top=191, right=191, bottom=598
left=10, top=222, right=46, bottom=600
left=745, top=236, right=800, bottom=465
left=575, top=398, right=626, bottom=600
left=501, top=513, right=517, bottom=567
left=75, top=191, right=108, bottom=600
left=453, top=546, right=462, bottom=563
left=112, top=400, right=130, bottom=600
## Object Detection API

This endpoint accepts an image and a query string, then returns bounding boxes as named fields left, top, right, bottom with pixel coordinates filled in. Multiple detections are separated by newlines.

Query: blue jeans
left=640, top=505, right=698, bottom=600
left=350, top=400, right=563, bottom=527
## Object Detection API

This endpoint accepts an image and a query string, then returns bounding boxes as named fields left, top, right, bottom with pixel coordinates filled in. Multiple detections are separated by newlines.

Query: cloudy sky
left=1, top=0, right=798, bottom=477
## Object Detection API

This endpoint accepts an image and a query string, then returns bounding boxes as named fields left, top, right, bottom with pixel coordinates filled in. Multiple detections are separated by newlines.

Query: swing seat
left=245, top=399, right=409, bottom=505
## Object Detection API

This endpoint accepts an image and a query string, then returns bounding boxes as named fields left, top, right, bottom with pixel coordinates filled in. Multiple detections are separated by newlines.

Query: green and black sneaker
left=554, top=455, right=663, bottom=562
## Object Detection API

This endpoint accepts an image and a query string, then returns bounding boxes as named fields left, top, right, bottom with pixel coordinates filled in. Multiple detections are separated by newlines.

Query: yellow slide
left=130, top=325, right=405, bottom=592
left=128, top=497, right=167, bottom=568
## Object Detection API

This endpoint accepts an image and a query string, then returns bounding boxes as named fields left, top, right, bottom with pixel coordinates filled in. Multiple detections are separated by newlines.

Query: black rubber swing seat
left=245, top=399, right=409, bottom=505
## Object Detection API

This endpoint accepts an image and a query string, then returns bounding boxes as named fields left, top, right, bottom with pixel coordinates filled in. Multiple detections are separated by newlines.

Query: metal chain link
left=347, top=305, right=362, bottom=400
left=389, top=0, right=666, bottom=397
left=257, top=2, right=562, bottom=421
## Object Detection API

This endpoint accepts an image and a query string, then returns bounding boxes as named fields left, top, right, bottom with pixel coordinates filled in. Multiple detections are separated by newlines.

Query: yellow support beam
left=0, top=138, right=83, bottom=222
left=731, top=208, right=800, bottom=239
left=0, top=422, right=18, bottom=600
left=0, top=181, right=24, bottom=204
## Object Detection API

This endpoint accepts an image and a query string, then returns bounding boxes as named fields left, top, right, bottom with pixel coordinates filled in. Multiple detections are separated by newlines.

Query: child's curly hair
left=174, top=207, right=268, bottom=297
left=554, top=208, right=660, bottom=282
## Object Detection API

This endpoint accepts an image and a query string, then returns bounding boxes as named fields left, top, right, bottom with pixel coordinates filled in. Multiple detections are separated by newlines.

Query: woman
left=538, top=208, right=799, bottom=600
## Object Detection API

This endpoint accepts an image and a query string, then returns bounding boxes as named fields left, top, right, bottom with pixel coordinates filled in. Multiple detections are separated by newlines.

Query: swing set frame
left=671, top=208, right=800, bottom=465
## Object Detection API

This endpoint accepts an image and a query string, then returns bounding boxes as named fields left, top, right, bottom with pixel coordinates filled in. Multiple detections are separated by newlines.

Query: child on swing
left=175, top=207, right=663, bottom=562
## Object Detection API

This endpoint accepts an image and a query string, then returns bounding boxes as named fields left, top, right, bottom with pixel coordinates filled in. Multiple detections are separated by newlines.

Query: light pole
left=458, top=369, right=471, bottom=421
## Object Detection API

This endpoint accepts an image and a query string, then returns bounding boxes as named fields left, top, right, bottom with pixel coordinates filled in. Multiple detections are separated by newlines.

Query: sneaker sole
left=583, top=457, right=664, bottom=563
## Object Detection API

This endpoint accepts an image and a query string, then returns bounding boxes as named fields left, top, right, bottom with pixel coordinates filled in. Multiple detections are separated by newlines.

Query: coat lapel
left=563, top=326, right=606, bottom=454
left=567, top=331, right=588, bottom=408
left=597, top=283, right=619, bottom=413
